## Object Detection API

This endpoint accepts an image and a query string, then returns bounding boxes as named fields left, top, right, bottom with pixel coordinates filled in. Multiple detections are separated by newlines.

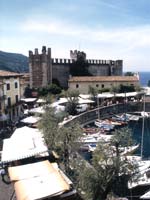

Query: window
left=96, top=84, right=99, bottom=88
left=7, top=83, right=10, bottom=90
left=16, top=95, right=18, bottom=103
left=7, top=97, right=11, bottom=107
left=101, top=84, right=104, bottom=88
left=76, top=84, right=79, bottom=88
left=12, top=108, right=15, bottom=116
left=15, top=82, right=18, bottom=88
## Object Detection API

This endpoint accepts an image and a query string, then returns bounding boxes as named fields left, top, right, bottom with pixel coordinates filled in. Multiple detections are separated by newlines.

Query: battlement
left=29, top=46, right=51, bottom=57
left=51, top=58, right=122, bottom=66
left=52, top=58, right=74, bottom=64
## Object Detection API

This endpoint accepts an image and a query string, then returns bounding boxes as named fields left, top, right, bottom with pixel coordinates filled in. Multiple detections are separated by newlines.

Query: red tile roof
left=68, top=76, right=139, bottom=82
left=0, top=70, right=22, bottom=77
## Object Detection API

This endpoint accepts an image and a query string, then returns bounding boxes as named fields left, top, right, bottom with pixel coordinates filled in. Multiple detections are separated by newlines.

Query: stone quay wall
left=64, top=102, right=150, bottom=127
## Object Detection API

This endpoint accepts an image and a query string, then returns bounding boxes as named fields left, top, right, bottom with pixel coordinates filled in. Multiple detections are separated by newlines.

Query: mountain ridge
left=0, top=50, right=29, bottom=73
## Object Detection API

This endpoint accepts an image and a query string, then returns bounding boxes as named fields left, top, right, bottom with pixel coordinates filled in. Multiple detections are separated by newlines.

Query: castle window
left=7, top=83, right=10, bottom=90
left=15, top=82, right=18, bottom=88
left=76, top=84, right=79, bottom=88
left=101, top=84, right=104, bottom=88
left=96, top=84, right=99, bottom=88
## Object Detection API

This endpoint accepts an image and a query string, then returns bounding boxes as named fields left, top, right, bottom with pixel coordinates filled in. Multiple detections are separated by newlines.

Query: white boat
left=128, top=159, right=150, bottom=189
left=95, top=119, right=115, bottom=131
left=125, top=113, right=140, bottom=121
left=128, top=94, right=150, bottom=190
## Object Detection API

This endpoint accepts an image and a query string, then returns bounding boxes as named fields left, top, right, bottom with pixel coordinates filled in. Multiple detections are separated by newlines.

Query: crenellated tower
left=29, top=46, right=52, bottom=88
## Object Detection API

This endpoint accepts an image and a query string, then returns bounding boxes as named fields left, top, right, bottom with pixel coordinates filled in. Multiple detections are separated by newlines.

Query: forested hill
left=0, top=51, right=29, bottom=72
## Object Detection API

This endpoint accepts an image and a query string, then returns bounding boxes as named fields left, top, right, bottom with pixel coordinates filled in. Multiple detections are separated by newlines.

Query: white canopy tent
left=97, top=93, right=114, bottom=98
left=21, top=98, right=37, bottom=103
left=28, top=106, right=45, bottom=114
left=115, top=92, right=140, bottom=97
left=1, top=126, right=48, bottom=163
left=8, top=160, right=74, bottom=200
left=140, top=190, right=150, bottom=199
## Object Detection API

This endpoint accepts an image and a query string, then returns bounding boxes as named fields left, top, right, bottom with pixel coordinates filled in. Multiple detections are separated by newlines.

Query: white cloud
left=2, top=19, right=150, bottom=71
left=21, top=20, right=150, bottom=48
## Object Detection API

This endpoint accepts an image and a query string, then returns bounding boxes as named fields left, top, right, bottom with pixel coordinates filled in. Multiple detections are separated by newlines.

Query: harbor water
left=128, top=117, right=150, bottom=159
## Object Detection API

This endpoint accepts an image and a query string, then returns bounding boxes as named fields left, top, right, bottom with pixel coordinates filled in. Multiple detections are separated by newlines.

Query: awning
left=21, top=116, right=41, bottom=124
left=115, top=92, right=139, bottom=97
left=78, top=97, right=95, bottom=104
left=8, top=160, right=71, bottom=200
left=1, top=126, right=48, bottom=163
left=21, top=98, right=37, bottom=103
left=36, top=99, right=46, bottom=103
left=140, top=190, right=150, bottom=199
left=97, top=93, right=114, bottom=98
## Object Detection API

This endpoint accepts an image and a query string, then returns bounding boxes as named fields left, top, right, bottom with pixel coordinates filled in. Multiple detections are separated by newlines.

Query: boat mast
left=97, top=94, right=100, bottom=120
left=140, top=93, right=145, bottom=159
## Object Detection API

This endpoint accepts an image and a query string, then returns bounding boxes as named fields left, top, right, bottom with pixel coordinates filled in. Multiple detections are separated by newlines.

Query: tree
left=38, top=106, right=63, bottom=150
left=65, top=90, right=80, bottom=115
left=23, top=84, right=32, bottom=98
left=77, top=127, right=137, bottom=200
left=57, top=122, right=82, bottom=173
left=37, top=84, right=62, bottom=97
left=124, top=72, right=134, bottom=76
left=70, top=54, right=91, bottom=76
left=38, top=106, right=82, bottom=173
left=47, top=83, right=62, bottom=94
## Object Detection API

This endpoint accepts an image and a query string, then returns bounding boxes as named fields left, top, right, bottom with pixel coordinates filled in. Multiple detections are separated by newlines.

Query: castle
left=29, top=46, right=123, bottom=89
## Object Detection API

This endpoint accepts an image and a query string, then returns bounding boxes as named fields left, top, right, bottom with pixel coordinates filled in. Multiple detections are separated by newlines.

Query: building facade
left=68, top=75, right=140, bottom=94
left=29, top=46, right=123, bottom=89
left=0, top=70, right=23, bottom=125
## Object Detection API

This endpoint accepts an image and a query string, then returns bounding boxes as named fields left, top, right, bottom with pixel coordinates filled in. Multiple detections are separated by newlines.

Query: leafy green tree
left=24, top=84, right=32, bottom=98
left=65, top=90, right=80, bottom=115
left=57, top=122, right=82, bottom=173
left=38, top=107, right=63, bottom=150
left=38, top=106, right=82, bottom=173
left=77, top=127, right=137, bottom=200
left=124, top=72, right=134, bottom=76
left=88, top=85, right=98, bottom=98
left=119, top=84, right=135, bottom=93
left=37, top=84, right=62, bottom=97
left=70, top=55, right=91, bottom=76
left=47, top=83, right=62, bottom=94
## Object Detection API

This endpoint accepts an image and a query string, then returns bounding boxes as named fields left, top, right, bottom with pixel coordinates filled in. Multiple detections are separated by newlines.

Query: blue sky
left=1, top=0, right=150, bottom=71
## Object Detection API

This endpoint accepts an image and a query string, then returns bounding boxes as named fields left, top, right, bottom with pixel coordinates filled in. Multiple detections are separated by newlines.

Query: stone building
left=68, top=75, right=140, bottom=94
left=0, top=70, right=23, bottom=125
left=20, top=73, right=30, bottom=98
left=29, top=46, right=123, bottom=89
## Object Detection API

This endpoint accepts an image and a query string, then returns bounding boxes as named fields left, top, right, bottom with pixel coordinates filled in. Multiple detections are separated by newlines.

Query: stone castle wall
left=29, top=46, right=123, bottom=89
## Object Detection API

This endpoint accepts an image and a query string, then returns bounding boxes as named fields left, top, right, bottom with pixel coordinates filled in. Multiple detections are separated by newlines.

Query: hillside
left=0, top=51, right=29, bottom=72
